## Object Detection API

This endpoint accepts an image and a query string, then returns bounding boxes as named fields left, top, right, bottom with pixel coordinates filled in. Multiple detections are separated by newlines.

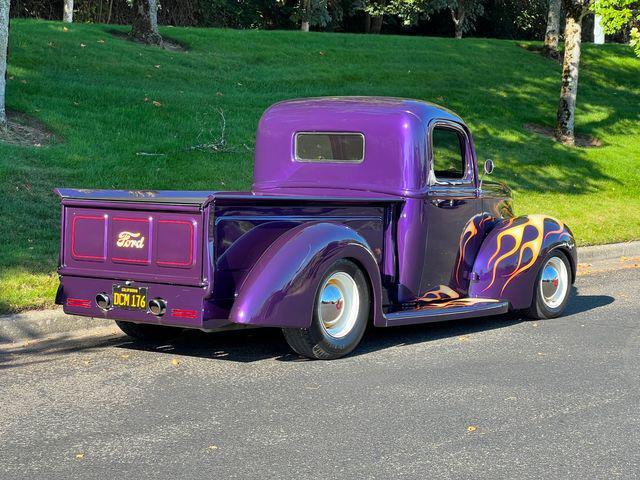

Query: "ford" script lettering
left=116, top=231, right=145, bottom=249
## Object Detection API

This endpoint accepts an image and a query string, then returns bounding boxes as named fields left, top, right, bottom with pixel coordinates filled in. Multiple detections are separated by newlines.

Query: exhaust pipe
left=148, top=298, right=167, bottom=317
left=95, top=293, right=111, bottom=311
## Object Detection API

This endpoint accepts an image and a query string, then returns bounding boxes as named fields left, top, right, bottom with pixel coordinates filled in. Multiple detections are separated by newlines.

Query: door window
left=431, top=127, right=467, bottom=182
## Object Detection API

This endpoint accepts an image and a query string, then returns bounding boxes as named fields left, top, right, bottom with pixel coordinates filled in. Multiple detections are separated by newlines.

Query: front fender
left=229, top=222, right=384, bottom=328
left=468, top=214, right=577, bottom=309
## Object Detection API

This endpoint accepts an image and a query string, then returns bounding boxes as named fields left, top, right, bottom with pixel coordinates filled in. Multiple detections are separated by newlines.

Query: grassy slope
left=0, top=20, right=639, bottom=313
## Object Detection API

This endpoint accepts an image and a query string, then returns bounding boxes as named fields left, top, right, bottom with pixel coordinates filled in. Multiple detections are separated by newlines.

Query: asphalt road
left=1, top=268, right=638, bottom=480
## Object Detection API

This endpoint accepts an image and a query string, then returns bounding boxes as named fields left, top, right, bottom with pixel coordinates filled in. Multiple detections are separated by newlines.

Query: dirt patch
left=108, top=29, right=187, bottom=52
left=519, top=43, right=562, bottom=63
left=0, top=111, right=57, bottom=148
left=524, top=123, right=603, bottom=148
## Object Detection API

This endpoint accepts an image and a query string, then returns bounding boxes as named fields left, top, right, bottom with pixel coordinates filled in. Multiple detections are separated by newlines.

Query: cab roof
left=252, top=96, right=469, bottom=197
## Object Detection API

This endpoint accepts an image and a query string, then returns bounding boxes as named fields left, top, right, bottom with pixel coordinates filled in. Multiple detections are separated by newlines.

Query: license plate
left=112, top=285, right=148, bottom=311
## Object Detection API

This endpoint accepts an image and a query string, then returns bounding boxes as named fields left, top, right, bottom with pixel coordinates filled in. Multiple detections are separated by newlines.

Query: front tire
left=282, top=259, right=370, bottom=360
left=525, top=250, right=572, bottom=319
left=115, top=320, right=182, bottom=342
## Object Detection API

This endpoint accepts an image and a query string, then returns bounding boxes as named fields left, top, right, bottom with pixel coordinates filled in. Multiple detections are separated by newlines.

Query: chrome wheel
left=539, top=256, right=569, bottom=309
left=318, top=271, right=360, bottom=338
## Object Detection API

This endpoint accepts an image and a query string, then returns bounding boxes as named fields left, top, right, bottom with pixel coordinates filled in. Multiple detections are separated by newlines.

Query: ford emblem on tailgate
left=116, top=231, right=145, bottom=249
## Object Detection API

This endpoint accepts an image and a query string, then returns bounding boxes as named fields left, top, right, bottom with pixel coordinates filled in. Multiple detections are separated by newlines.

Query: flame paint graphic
left=417, top=284, right=460, bottom=303
left=416, top=297, right=500, bottom=310
left=453, top=213, right=494, bottom=287
left=482, top=214, right=569, bottom=295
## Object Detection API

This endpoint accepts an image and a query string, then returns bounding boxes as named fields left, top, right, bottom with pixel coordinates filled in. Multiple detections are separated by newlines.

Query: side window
left=431, top=127, right=466, bottom=181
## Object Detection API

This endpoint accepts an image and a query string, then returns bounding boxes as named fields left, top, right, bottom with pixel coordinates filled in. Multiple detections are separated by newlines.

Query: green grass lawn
left=1, top=19, right=639, bottom=314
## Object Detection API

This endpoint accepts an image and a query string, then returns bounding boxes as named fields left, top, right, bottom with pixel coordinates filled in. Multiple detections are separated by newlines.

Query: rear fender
left=229, top=222, right=384, bottom=328
left=468, top=214, right=577, bottom=309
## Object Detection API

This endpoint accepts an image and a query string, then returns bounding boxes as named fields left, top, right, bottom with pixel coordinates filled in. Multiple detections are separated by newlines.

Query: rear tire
left=282, top=259, right=370, bottom=360
left=525, top=250, right=572, bottom=320
left=115, top=320, right=182, bottom=342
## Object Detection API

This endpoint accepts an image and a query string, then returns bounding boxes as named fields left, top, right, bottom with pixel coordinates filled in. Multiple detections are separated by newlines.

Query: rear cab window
left=294, top=132, right=365, bottom=163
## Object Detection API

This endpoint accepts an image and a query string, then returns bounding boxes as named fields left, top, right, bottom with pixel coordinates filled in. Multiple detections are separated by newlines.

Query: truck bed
left=56, top=188, right=401, bottom=330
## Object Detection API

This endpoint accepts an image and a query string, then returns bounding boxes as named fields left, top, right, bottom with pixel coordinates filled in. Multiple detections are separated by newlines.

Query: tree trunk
left=555, top=13, right=584, bottom=145
left=364, top=12, right=371, bottom=33
left=370, top=14, right=383, bottom=34
left=544, top=0, right=561, bottom=52
left=450, top=3, right=465, bottom=39
left=63, top=0, right=73, bottom=23
left=0, top=0, right=9, bottom=127
left=131, top=0, right=162, bottom=45
left=300, top=0, right=310, bottom=31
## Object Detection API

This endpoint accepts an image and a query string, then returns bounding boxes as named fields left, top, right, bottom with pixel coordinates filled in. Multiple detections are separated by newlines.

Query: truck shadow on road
left=0, top=289, right=615, bottom=368
left=115, top=288, right=615, bottom=363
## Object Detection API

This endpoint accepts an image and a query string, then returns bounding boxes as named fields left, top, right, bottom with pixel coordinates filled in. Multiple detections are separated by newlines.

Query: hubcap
left=540, top=256, right=568, bottom=309
left=318, top=271, right=359, bottom=338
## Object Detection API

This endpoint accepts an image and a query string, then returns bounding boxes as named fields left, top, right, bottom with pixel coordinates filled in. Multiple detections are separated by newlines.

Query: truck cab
left=56, top=97, right=576, bottom=359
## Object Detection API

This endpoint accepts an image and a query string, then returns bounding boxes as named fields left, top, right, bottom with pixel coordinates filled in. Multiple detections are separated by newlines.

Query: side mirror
left=483, top=159, right=494, bottom=175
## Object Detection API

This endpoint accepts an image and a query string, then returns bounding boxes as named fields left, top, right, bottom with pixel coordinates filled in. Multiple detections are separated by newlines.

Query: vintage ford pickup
left=56, top=97, right=577, bottom=359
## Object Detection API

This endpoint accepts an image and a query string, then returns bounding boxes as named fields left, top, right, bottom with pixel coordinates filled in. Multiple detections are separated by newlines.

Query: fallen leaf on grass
left=80, top=43, right=86, bottom=48
left=152, top=101, right=162, bottom=107
left=154, top=64, right=161, bottom=69
left=97, top=39, right=105, bottom=44
left=63, top=26, right=69, bottom=32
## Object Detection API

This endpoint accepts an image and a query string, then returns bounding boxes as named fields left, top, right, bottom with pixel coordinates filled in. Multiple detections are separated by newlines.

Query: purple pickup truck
left=55, top=97, right=577, bottom=359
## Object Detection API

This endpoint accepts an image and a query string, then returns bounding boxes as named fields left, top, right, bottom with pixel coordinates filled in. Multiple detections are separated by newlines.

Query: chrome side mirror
left=483, top=159, right=494, bottom=175
left=480, top=159, right=494, bottom=190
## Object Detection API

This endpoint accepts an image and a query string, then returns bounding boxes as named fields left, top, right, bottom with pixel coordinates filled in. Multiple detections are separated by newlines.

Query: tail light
left=171, top=308, right=198, bottom=319
left=67, top=298, right=92, bottom=309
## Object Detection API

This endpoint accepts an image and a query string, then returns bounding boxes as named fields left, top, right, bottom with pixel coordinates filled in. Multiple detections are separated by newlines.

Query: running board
left=383, top=298, right=510, bottom=327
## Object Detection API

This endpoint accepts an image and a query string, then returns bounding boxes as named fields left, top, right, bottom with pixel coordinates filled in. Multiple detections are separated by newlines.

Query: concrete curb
left=0, top=308, right=112, bottom=346
left=1, top=241, right=639, bottom=346
left=578, top=240, right=640, bottom=264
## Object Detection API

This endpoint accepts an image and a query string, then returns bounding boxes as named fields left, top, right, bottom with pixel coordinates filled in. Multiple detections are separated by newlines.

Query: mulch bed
left=108, top=29, right=187, bottom=52
left=524, top=123, right=603, bottom=148
left=0, top=111, right=57, bottom=148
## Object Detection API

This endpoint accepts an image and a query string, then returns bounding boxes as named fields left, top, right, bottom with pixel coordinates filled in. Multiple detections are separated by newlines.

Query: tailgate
left=58, top=196, right=210, bottom=287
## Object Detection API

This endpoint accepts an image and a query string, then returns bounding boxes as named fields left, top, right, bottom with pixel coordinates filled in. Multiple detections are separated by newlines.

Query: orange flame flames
left=483, top=215, right=567, bottom=295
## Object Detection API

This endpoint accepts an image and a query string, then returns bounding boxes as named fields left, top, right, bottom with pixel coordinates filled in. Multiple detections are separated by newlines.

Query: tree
left=131, top=0, right=162, bottom=45
left=301, top=0, right=311, bottom=31
left=0, top=0, right=8, bottom=127
left=543, top=0, right=562, bottom=53
left=591, top=0, right=640, bottom=56
left=364, top=0, right=387, bottom=33
left=555, top=0, right=590, bottom=145
left=429, top=0, right=486, bottom=38
left=293, top=0, right=331, bottom=31
left=63, top=0, right=73, bottom=23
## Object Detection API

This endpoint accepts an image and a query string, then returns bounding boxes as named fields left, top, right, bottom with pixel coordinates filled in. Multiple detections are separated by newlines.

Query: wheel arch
left=468, top=214, right=577, bottom=310
left=228, top=222, right=385, bottom=329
